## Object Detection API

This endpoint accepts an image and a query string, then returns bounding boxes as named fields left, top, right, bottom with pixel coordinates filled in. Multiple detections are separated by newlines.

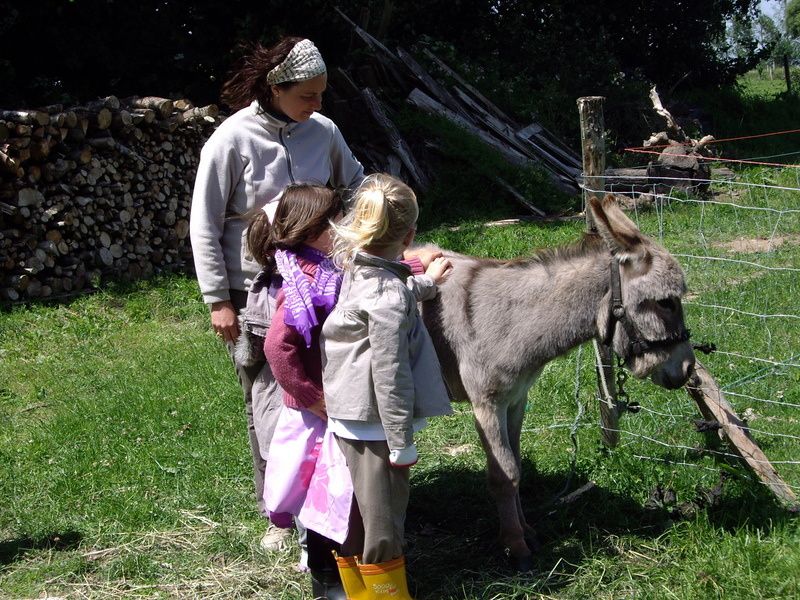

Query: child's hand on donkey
left=404, top=247, right=442, bottom=269
left=426, top=256, right=453, bottom=284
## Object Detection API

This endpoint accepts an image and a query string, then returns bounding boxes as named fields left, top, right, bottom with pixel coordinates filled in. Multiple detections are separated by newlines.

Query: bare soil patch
left=713, top=233, right=800, bottom=254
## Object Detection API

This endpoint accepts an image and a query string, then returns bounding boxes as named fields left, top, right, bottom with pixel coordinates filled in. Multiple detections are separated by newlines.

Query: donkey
left=422, top=195, right=696, bottom=570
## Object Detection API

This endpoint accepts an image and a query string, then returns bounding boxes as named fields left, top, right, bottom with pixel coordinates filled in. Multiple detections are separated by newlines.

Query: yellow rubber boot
left=335, top=554, right=368, bottom=600
left=358, top=556, right=413, bottom=599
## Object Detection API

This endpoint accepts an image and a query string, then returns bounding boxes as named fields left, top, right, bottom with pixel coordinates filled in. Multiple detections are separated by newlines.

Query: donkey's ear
left=589, top=194, right=646, bottom=257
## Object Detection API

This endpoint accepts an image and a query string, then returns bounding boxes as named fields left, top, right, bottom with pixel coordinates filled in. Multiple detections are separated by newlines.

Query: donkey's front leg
left=506, top=391, right=540, bottom=550
left=472, top=398, right=534, bottom=571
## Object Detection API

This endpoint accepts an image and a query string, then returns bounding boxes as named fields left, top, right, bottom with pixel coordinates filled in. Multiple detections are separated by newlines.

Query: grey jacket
left=321, top=253, right=453, bottom=450
left=189, top=101, right=364, bottom=304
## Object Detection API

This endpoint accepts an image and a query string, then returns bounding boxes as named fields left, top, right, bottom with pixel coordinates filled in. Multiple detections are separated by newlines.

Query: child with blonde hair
left=321, top=173, right=453, bottom=599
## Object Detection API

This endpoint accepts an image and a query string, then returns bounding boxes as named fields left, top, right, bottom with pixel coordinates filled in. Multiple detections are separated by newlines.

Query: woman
left=189, top=37, right=365, bottom=551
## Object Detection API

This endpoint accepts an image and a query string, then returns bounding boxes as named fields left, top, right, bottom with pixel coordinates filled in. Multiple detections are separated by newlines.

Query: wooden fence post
left=577, top=96, right=606, bottom=218
left=577, top=96, right=622, bottom=447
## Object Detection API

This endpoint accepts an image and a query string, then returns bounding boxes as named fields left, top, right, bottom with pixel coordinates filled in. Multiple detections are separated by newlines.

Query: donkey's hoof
left=524, top=532, right=542, bottom=553
left=507, top=552, right=535, bottom=572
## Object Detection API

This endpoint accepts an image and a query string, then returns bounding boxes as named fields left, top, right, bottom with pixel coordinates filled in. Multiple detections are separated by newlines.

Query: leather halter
left=601, top=257, right=690, bottom=358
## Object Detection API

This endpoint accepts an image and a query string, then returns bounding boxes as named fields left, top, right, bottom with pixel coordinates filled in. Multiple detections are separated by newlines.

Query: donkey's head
left=590, top=195, right=695, bottom=389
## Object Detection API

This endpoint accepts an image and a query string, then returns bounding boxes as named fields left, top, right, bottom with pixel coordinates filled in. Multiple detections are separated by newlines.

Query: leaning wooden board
left=685, top=360, right=798, bottom=507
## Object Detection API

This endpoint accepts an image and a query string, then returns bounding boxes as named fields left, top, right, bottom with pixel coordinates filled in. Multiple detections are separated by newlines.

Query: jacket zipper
left=278, top=127, right=295, bottom=183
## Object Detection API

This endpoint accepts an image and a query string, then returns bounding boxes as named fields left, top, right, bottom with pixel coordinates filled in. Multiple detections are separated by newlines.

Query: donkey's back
left=423, top=250, right=555, bottom=403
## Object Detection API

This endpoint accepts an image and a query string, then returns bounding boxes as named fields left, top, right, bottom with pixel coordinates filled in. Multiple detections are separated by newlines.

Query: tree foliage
left=788, top=0, right=800, bottom=38
left=0, top=0, right=766, bottom=123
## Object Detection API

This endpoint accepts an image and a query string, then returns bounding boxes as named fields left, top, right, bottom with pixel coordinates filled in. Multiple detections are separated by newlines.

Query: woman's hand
left=425, top=256, right=453, bottom=285
left=403, top=247, right=443, bottom=270
left=210, top=300, right=240, bottom=343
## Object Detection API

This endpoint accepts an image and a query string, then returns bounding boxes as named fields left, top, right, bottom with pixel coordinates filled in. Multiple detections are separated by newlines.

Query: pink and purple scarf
left=274, top=245, right=342, bottom=347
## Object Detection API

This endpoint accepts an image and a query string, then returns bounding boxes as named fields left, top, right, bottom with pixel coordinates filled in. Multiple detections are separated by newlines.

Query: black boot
left=310, top=569, right=346, bottom=600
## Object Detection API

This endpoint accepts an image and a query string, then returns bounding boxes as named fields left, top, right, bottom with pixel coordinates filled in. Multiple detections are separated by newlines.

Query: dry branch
left=685, top=361, right=798, bottom=507
left=649, top=86, right=685, bottom=142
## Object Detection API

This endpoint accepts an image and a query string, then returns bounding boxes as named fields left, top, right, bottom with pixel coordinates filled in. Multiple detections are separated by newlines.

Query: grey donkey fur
left=422, top=195, right=696, bottom=570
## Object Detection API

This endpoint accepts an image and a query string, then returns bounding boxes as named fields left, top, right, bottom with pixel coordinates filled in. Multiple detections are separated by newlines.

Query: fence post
left=577, top=96, right=606, bottom=227
left=577, top=96, right=621, bottom=447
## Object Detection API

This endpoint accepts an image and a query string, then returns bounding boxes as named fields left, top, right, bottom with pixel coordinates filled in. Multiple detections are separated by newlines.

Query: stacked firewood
left=0, top=96, right=220, bottom=301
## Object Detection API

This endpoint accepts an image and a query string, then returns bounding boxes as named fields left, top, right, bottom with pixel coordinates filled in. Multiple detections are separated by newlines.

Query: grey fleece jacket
left=189, top=101, right=364, bottom=304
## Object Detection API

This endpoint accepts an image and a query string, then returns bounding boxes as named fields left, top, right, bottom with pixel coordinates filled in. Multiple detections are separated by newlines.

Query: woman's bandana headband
left=266, top=39, right=327, bottom=85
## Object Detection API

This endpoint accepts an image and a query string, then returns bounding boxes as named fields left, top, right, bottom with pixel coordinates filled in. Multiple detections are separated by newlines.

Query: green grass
left=2, top=180, right=799, bottom=598
left=2, top=79, right=800, bottom=599
left=673, top=74, right=800, bottom=164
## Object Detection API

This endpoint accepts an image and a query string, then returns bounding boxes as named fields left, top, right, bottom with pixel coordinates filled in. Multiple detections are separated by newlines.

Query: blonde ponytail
left=332, top=174, right=418, bottom=268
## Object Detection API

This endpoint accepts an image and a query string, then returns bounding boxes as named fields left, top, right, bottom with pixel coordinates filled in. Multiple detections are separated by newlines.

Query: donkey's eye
left=657, top=298, right=676, bottom=311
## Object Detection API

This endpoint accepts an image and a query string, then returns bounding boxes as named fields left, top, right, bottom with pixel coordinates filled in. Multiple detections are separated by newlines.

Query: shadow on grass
left=0, top=530, right=83, bottom=565
left=404, top=458, right=795, bottom=599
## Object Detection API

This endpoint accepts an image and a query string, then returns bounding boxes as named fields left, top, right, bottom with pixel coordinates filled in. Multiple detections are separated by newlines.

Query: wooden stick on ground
left=685, top=360, right=798, bottom=507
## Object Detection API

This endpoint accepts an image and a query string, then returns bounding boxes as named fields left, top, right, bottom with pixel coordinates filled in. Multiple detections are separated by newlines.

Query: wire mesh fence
left=576, top=169, right=800, bottom=499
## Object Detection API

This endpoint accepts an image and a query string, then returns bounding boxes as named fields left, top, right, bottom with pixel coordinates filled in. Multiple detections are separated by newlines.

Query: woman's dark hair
left=247, top=184, right=345, bottom=270
left=220, top=36, right=305, bottom=111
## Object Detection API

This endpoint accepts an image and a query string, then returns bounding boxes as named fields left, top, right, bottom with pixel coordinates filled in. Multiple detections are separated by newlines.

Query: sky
left=761, top=0, right=783, bottom=22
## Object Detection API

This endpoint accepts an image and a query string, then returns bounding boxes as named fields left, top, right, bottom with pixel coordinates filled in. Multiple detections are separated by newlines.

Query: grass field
left=2, top=74, right=800, bottom=598
left=1, top=165, right=799, bottom=599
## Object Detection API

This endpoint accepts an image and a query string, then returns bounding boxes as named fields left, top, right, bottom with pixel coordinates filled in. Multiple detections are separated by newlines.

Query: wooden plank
left=517, top=122, right=582, bottom=170
left=603, top=167, right=653, bottom=192
left=362, top=88, right=430, bottom=192
left=334, top=6, right=411, bottom=90
left=335, top=6, right=397, bottom=62
left=495, top=176, right=546, bottom=217
left=518, top=129, right=582, bottom=172
left=407, top=88, right=528, bottom=166
left=395, top=47, right=467, bottom=118
left=421, top=48, right=518, bottom=126
left=539, top=127, right=583, bottom=165
left=408, top=88, right=577, bottom=193
left=513, top=131, right=582, bottom=180
left=452, top=87, right=537, bottom=158
left=685, top=361, right=798, bottom=507
left=604, top=167, right=735, bottom=191
left=517, top=122, right=543, bottom=138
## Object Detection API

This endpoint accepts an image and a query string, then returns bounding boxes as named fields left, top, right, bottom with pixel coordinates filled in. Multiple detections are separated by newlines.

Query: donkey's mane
left=473, top=232, right=607, bottom=269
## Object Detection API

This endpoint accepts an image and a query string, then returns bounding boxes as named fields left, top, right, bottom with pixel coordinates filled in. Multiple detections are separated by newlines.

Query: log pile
left=0, top=96, right=220, bottom=301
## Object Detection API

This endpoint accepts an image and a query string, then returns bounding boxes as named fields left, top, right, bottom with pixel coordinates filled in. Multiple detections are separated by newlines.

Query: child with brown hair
left=246, top=183, right=346, bottom=598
